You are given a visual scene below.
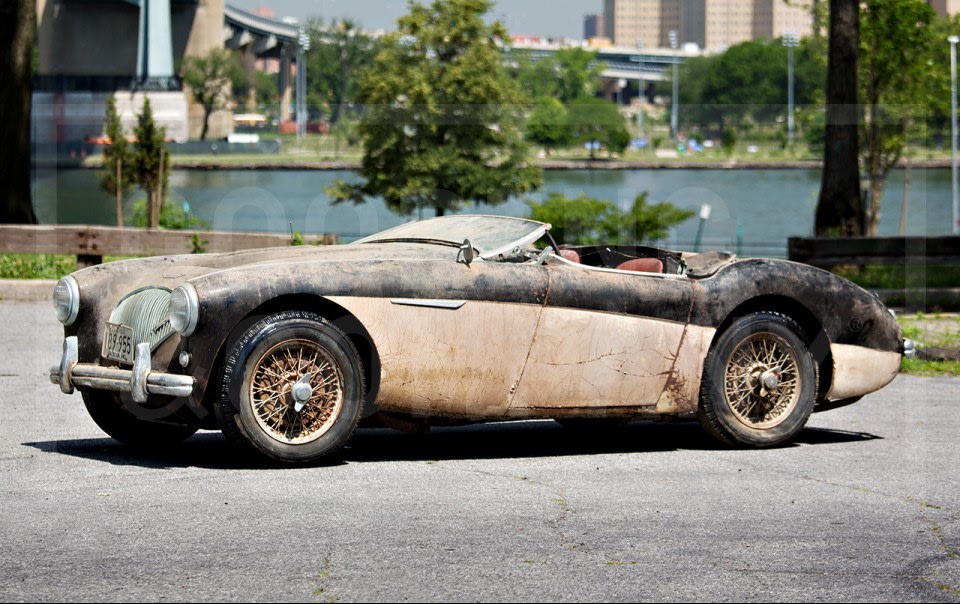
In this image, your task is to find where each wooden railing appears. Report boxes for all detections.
[787,236,960,310]
[787,236,960,267]
[0,225,339,268]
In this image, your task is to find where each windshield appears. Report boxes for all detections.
[354,215,550,259]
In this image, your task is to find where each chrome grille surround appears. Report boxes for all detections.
[107,287,176,354]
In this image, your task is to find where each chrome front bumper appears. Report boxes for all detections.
[49,336,195,403]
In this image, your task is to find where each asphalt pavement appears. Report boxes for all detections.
[1,300,958,602]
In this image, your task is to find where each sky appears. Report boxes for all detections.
[228,0,602,39]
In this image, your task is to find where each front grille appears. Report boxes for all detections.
[108,287,176,352]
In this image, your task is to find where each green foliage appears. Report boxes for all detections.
[329,0,541,216]
[130,199,207,230]
[620,192,696,244]
[514,47,601,103]
[528,192,693,246]
[525,98,573,154]
[567,98,630,159]
[553,48,602,102]
[528,193,618,245]
[181,48,238,140]
[99,94,134,199]
[190,233,208,254]
[720,129,737,155]
[290,231,305,246]
[307,19,379,124]
[672,37,825,130]
[859,0,938,234]
[0,253,76,280]
[132,97,171,229]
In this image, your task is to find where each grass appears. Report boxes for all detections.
[898,313,960,376]
[0,253,78,280]
[0,254,130,280]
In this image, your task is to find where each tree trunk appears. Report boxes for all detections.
[201,107,212,141]
[0,0,38,224]
[815,0,862,237]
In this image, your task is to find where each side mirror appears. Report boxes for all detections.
[457,239,475,266]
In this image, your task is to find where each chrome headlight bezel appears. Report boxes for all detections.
[168,283,200,337]
[53,276,80,325]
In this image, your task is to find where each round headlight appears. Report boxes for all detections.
[53,276,80,325]
[169,283,199,336]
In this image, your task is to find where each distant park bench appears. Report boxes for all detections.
[0,224,339,268]
[787,236,960,310]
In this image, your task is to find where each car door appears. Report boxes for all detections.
[328,258,550,418]
[509,261,714,415]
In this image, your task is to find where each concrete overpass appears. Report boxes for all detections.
[506,42,699,103]
[34,0,303,145]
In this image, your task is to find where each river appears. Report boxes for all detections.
[31,167,953,257]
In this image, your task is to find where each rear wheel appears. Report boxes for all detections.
[219,310,365,464]
[82,391,198,447]
[697,312,817,447]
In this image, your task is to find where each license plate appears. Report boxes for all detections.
[102,322,134,364]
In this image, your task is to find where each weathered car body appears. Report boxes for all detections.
[50,216,905,462]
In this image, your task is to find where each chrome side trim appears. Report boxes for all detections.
[390,299,466,310]
[50,336,194,401]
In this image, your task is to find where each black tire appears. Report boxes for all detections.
[82,391,199,447]
[219,310,365,464]
[697,312,818,448]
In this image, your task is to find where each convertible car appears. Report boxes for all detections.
[50,215,907,463]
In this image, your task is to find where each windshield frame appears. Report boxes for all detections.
[353,215,551,260]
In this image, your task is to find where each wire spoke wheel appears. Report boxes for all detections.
[697,312,817,448]
[220,310,365,464]
[249,339,345,445]
[723,332,801,429]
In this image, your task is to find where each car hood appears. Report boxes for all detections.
[71,242,458,298]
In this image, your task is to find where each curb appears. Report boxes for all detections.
[0,279,56,303]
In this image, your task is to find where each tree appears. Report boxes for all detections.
[181,48,238,141]
[329,0,541,216]
[528,192,693,246]
[554,48,603,103]
[859,0,936,235]
[568,98,630,159]
[525,98,573,155]
[307,19,379,124]
[0,0,37,223]
[528,193,619,245]
[132,98,171,230]
[815,0,862,236]
[620,193,695,244]
[515,47,602,104]
[99,95,135,226]
[674,38,825,132]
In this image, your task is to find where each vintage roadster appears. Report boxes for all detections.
[50,215,907,463]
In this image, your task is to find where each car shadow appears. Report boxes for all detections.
[22,420,882,469]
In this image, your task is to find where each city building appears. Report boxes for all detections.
[603,0,812,51]
[583,13,605,39]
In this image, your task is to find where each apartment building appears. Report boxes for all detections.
[604,0,812,51]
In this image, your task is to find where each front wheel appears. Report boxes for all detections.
[219,310,365,464]
[697,312,818,448]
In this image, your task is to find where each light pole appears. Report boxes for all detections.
[782,32,798,148]
[951,35,959,235]
[669,30,679,140]
[297,28,310,141]
[635,37,644,134]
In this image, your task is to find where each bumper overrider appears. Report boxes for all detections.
[49,336,194,403]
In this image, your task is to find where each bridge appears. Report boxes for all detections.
[507,42,697,103]
[34,0,305,145]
